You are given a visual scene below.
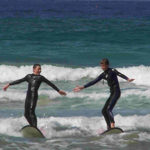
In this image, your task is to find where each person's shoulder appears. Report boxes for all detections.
[24,74,32,79]
[111,68,117,72]
[99,71,105,77]
[39,75,46,80]
[40,75,50,82]
[26,74,32,77]
[109,68,117,74]
[39,74,44,78]
[23,74,31,80]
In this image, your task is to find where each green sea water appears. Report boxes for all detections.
[1,18,150,67]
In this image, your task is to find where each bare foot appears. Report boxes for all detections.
[111,123,115,128]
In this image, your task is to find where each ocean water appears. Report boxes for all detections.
[0,0,150,149]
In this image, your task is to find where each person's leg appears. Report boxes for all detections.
[106,89,121,128]
[102,96,112,129]
[24,92,38,127]
[24,92,31,125]
[29,93,38,127]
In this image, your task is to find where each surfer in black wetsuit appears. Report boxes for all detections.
[73,59,134,129]
[3,64,66,128]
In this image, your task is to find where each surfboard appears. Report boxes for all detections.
[20,125,45,138]
[101,127,124,135]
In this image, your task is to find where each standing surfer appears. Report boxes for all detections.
[3,64,66,127]
[73,59,134,129]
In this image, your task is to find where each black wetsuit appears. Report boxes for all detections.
[9,74,60,127]
[84,68,128,129]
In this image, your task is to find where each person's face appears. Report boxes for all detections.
[33,66,41,75]
[100,63,109,71]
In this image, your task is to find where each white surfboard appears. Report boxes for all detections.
[101,127,124,135]
[20,125,45,138]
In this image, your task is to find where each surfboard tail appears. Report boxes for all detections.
[20,125,45,138]
[101,127,124,135]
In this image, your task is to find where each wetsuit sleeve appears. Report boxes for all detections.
[9,75,28,85]
[84,73,104,88]
[113,69,129,80]
[42,76,60,92]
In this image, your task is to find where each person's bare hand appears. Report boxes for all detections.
[128,79,135,82]
[73,86,84,92]
[3,84,10,91]
[59,90,67,96]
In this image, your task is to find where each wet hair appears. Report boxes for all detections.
[100,58,109,65]
[33,64,41,69]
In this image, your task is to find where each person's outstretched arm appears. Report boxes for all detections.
[73,73,104,92]
[113,69,134,82]
[3,75,28,91]
[42,76,66,96]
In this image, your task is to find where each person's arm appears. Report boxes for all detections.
[84,73,104,88]
[9,76,28,85]
[42,76,66,95]
[113,69,134,82]
[73,73,104,92]
[3,75,28,91]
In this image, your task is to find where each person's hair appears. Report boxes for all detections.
[33,64,41,69]
[100,58,109,65]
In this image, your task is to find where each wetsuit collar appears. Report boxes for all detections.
[32,73,40,76]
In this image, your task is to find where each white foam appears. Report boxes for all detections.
[0,117,26,137]
[0,64,150,86]
[1,87,150,102]
[0,64,99,82]
[0,90,26,101]
[1,115,150,138]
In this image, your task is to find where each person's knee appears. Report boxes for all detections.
[106,107,111,114]
[24,109,32,118]
[24,111,29,119]
[102,108,106,115]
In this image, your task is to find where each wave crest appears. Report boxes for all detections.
[0,64,149,86]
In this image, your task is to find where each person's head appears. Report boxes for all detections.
[33,64,41,75]
[100,58,109,71]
